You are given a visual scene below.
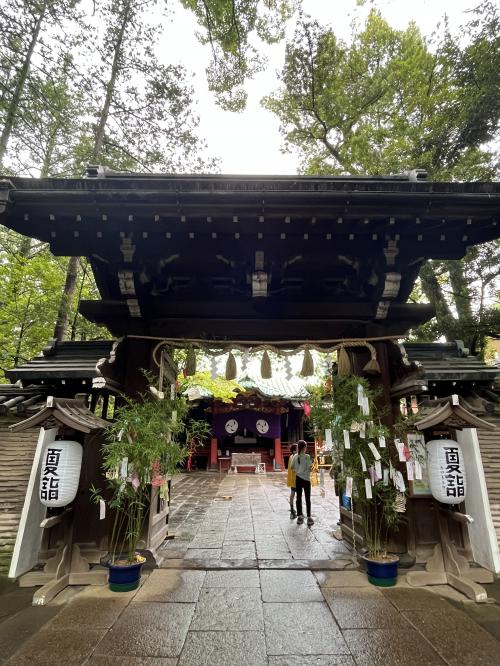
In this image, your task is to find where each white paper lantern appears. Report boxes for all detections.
[426,439,466,504]
[39,440,83,507]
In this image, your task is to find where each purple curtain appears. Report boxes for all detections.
[212,410,281,439]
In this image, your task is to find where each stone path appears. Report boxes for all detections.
[2,472,500,665]
[160,471,352,566]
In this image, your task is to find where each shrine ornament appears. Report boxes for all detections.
[39,440,83,507]
[426,439,467,504]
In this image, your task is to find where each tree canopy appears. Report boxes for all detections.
[263,4,500,355]
[0,0,298,378]
[263,6,499,178]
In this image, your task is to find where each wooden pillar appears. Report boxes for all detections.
[274,437,284,470]
[210,437,218,469]
[101,394,109,420]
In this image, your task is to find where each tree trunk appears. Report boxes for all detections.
[0,4,46,164]
[444,260,478,354]
[13,295,31,367]
[90,0,132,162]
[52,1,133,343]
[70,259,88,340]
[419,261,458,339]
[53,256,79,341]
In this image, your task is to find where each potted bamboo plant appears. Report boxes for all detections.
[91,387,210,592]
[307,374,406,587]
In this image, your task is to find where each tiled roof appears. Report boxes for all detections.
[0,383,48,416]
[187,374,309,401]
[6,340,114,383]
[404,342,499,383]
[237,375,309,400]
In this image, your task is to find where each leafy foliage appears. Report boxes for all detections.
[413,242,500,356]
[263,7,499,178]
[181,0,298,111]
[0,0,84,167]
[92,389,211,563]
[75,0,217,174]
[0,230,109,380]
[263,5,500,353]
[307,374,403,558]
[0,0,296,352]
[179,371,243,403]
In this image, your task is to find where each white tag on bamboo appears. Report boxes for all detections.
[357,384,364,406]
[343,430,351,449]
[345,476,353,498]
[414,460,423,480]
[383,468,389,485]
[375,460,382,480]
[367,441,381,460]
[361,396,370,416]
[324,429,333,447]
[378,435,386,448]
[406,461,415,481]
[395,439,406,462]
[120,457,128,478]
[170,383,176,400]
[365,478,373,499]
[394,471,406,492]
[359,452,367,472]
[360,422,366,439]
[99,499,106,520]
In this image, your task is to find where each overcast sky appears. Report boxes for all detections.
[159,0,477,175]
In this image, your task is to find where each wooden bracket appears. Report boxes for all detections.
[19,508,108,606]
[406,508,493,602]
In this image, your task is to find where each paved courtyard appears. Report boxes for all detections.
[160,470,352,565]
[1,472,500,665]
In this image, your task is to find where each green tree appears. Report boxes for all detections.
[181,0,298,111]
[0,0,299,351]
[0,0,83,167]
[0,232,109,379]
[414,244,500,356]
[6,53,84,177]
[263,8,499,177]
[75,0,215,174]
[263,5,500,355]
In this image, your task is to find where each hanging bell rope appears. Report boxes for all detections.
[225,351,237,380]
[210,355,218,380]
[158,348,165,391]
[150,337,382,377]
[337,345,352,377]
[148,335,400,365]
[300,348,314,377]
[332,340,381,376]
[362,343,381,375]
[185,347,197,376]
[261,350,272,379]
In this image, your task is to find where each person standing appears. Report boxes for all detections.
[292,440,314,526]
[286,443,298,518]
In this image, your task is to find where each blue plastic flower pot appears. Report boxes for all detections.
[107,557,145,592]
[342,493,351,511]
[362,555,399,587]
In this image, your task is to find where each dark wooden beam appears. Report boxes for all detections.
[79,299,434,340]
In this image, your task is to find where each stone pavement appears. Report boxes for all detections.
[160,471,353,565]
[1,472,500,665]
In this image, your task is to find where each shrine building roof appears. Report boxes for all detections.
[1,170,499,342]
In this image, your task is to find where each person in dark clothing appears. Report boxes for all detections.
[291,440,314,526]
